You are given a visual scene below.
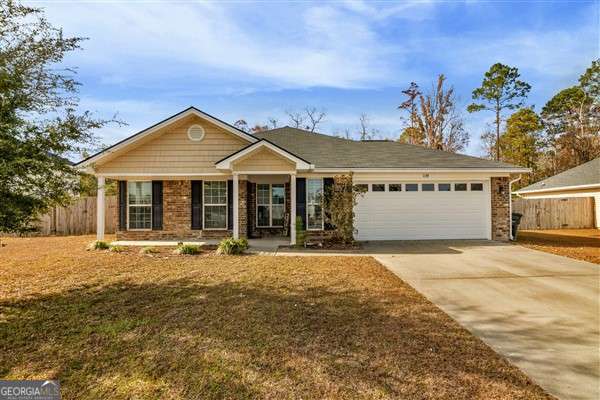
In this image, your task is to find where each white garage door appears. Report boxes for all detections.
[355,182,490,240]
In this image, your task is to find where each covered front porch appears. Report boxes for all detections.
[94,140,318,246]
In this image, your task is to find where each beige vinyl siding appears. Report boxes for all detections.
[96,115,248,174]
[232,147,296,172]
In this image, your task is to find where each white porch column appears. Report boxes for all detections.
[233,173,239,239]
[96,176,105,240]
[290,174,296,245]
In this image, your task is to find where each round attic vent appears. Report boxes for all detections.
[187,124,205,141]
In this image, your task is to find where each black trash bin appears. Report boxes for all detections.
[511,212,523,240]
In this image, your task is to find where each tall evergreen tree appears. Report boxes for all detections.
[468,63,531,160]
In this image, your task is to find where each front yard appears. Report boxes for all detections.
[0,236,550,399]
[517,229,600,264]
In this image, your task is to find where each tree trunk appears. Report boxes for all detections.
[495,101,501,161]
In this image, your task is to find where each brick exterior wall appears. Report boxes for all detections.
[114,177,511,242]
[247,182,291,238]
[238,180,248,239]
[116,180,247,241]
[491,177,510,241]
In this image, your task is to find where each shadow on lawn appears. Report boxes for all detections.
[0,278,551,400]
[518,231,600,247]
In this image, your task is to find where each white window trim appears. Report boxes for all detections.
[127,180,152,231]
[256,183,285,228]
[306,178,325,231]
[202,180,228,230]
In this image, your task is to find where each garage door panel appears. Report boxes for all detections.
[355,185,489,240]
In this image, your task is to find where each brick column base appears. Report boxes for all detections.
[491,177,510,241]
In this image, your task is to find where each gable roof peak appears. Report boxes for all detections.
[76,106,256,167]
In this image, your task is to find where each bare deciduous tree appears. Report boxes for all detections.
[358,113,381,140]
[398,74,469,153]
[285,110,305,129]
[479,125,497,159]
[399,82,421,130]
[286,107,327,132]
[304,107,326,132]
[267,117,278,129]
[234,119,249,132]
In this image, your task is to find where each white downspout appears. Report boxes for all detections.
[509,174,522,240]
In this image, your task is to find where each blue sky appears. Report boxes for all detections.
[36,0,599,156]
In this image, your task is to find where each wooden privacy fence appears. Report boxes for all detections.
[37,196,117,235]
[512,197,595,230]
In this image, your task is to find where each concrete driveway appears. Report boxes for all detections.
[367,240,600,400]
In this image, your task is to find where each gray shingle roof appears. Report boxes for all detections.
[254,127,525,170]
[517,158,600,193]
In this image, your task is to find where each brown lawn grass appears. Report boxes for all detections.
[0,235,552,399]
[518,229,600,264]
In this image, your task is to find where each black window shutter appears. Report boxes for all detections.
[227,180,233,230]
[247,182,254,237]
[118,180,127,230]
[296,178,306,230]
[152,181,163,230]
[323,177,335,230]
[191,180,202,230]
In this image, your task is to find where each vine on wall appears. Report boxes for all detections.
[324,174,367,244]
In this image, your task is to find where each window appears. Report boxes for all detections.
[422,183,435,191]
[355,184,368,192]
[389,184,402,192]
[204,181,227,229]
[438,183,451,191]
[257,184,285,227]
[454,183,467,191]
[128,181,152,229]
[372,184,385,192]
[406,183,418,192]
[471,183,484,191]
[307,179,323,230]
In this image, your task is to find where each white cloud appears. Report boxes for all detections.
[340,0,435,21]
[39,1,398,90]
[420,22,597,81]
[78,97,183,146]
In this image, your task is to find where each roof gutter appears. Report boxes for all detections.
[516,183,600,195]
[312,168,531,174]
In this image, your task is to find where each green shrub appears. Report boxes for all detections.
[174,244,201,255]
[109,245,125,253]
[216,237,248,255]
[87,240,109,250]
[139,246,158,255]
[295,216,306,247]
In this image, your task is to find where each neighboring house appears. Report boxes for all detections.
[516,158,600,229]
[76,107,528,244]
